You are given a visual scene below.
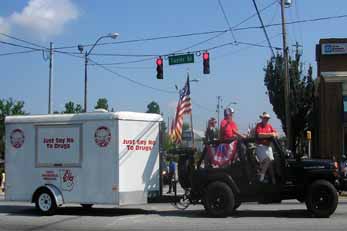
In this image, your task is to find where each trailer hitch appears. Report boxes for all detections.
[170,180,191,210]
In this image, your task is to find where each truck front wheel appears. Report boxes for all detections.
[35,189,57,215]
[204,181,235,217]
[305,180,338,218]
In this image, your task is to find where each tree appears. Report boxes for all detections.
[264,50,315,152]
[182,122,190,131]
[0,98,26,159]
[63,101,83,114]
[146,101,160,114]
[95,98,108,111]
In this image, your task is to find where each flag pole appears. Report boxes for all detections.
[187,72,195,149]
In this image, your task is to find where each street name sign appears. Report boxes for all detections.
[168,54,194,65]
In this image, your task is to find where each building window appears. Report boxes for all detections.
[344,96,347,122]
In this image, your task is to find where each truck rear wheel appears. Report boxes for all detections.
[35,189,57,215]
[305,180,338,218]
[204,181,235,217]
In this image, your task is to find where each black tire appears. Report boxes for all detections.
[81,204,93,209]
[35,188,57,215]
[234,201,241,210]
[305,180,338,218]
[204,181,235,217]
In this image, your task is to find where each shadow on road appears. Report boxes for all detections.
[0,205,154,217]
[0,204,318,219]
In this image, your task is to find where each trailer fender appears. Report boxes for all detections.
[32,184,64,206]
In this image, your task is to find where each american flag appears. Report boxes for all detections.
[171,77,192,144]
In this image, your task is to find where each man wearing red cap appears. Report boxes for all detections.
[220,108,244,140]
[255,112,278,183]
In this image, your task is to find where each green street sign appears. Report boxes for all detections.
[168,54,194,65]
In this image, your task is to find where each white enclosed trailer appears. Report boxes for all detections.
[5,111,162,214]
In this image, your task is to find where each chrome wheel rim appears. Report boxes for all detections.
[38,193,52,212]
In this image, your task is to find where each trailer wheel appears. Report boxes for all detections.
[35,188,57,215]
[305,180,338,218]
[204,181,235,217]
[81,204,93,209]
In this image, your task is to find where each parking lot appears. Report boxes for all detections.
[0,193,347,231]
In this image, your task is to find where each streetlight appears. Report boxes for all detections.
[225,101,237,108]
[78,32,119,112]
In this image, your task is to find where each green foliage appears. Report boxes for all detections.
[182,122,190,131]
[146,101,160,114]
[63,101,83,114]
[0,98,26,159]
[95,98,109,111]
[264,51,315,151]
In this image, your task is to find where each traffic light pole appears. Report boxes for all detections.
[281,0,292,149]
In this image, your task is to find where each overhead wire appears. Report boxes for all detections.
[0,32,47,49]
[233,13,347,31]
[87,32,228,65]
[88,58,177,94]
[54,30,229,50]
[0,49,41,56]
[0,40,43,51]
[231,0,278,29]
[52,13,347,51]
[217,0,237,43]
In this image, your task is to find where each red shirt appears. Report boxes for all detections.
[255,122,276,145]
[220,119,238,140]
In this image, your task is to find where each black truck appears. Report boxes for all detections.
[173,138,344,218]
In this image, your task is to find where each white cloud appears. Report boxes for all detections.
[9,0,78,39]
[0,17,10,34]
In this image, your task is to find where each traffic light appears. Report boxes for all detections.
[203,52,210,74]
[156,57,163,79]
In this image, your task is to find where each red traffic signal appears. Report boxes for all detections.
[203,52,210,74]
[156,57,163,79]
[156,58,163,65]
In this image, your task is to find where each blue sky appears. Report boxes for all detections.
[1,0,347,133]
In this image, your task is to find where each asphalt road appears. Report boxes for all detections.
[0,194,347,231]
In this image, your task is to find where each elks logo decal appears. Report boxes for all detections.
[10,129,25,149]
[60,169,75,191]
[94,126,111,147]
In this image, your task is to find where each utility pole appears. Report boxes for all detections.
[48,42,53,114]
[281,0,292,149]
[216,96,222,126]
[84,51,88,112]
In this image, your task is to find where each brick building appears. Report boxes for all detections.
[315,38,347,160]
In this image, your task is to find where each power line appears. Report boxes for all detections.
[54,30,229,50]
[231,0,278,29]
[233,13,347,31]
[214,33,282,60]
[0,40,43,51]
[52,32,228,58]
[86,32,229,65]
[218,0,237,43]
[0,32,47,49]
[53,13,347,51]
[88,58,177,94]
[251,0,275,56]
[55,50,176,93]
[54,1,276,51]
[91,40,281,66]
[0,49,41,56]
